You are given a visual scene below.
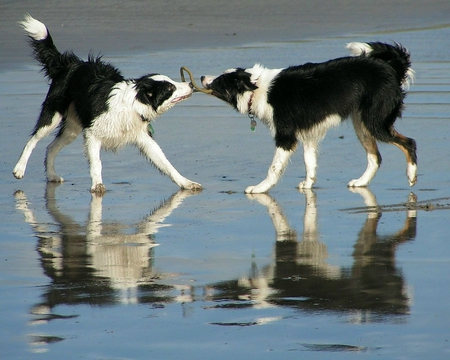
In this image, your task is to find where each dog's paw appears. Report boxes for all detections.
[244,185,268,194]
[408,177,417,187]
[13,166,25,179]
[181,181,203,191]
[407,163,417,187]
[347,178,369,188]
[91,183,106,195]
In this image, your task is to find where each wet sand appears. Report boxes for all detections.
[1,0,450,69]
[1,1,450,359]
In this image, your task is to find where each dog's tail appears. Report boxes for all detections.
[20,14,81,79]
[346,41,414,90]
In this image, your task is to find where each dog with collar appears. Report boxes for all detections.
[201,42,417,193]
[13,15,202,194]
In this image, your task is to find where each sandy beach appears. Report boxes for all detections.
[2,0,450,69]
[1,1,450,359]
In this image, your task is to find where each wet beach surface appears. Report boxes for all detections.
[1,2,450,359]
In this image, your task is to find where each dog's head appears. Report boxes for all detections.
[201,68,258,111]
[135,74,193,115]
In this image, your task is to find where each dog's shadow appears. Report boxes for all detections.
[209,188,417,324]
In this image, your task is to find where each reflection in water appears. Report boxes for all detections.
[15,184,198,351]
[15,185,418,347]
[209,188,416,325]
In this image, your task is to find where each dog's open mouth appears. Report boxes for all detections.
[171,94,192,103]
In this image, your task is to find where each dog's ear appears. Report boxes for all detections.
[246,80,258,91]
[236,77,258,92]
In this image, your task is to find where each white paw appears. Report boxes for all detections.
[13,166,25,179]
[47,175,64,183]
[181,181,203,191]
[407,164,417,187]
[244,185,268,194]
[347,178,369,188]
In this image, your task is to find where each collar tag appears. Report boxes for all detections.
[248,93,256,131]
[249,114,257,131]
[141,114,155,137]
[148,123,155,136]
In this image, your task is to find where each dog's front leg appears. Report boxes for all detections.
[245,147,292,194]
[136,133,202,190]
[84,132,105,194]
[298,142,318,189]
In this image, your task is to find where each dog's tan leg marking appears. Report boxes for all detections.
[392,130,417,187]
[348,117,381,187]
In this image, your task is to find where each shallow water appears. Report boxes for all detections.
[1,26,450,359]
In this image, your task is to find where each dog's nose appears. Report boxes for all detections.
[188,82,194,89]
[200,76,205,82]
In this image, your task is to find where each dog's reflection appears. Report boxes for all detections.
[16,184,417,331]
[212,188,416,323]
[15,184,198,312]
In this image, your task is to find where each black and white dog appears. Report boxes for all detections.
[201,42,417,193]
[13,15,202,194]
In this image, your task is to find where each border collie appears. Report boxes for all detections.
[201,42,416,193]
[13,15,202,194]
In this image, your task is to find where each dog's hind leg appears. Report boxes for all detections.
[391,130,417,186]
[13,111,63,179]
[136,132,202,191]
[46,113,83,182]
[348,117,382,187]
[245,147,293,194]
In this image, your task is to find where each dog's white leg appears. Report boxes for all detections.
[348,153,380,187]
[136,133,202,190]
[298,142,318,189]
[245,147,292,194]
[13,112,63,179]
[46,115,82,182]
[84,132,105,194]
[349,117,381,187]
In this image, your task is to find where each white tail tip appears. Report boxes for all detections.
[19,14,48,41]
[346,42,372,56]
